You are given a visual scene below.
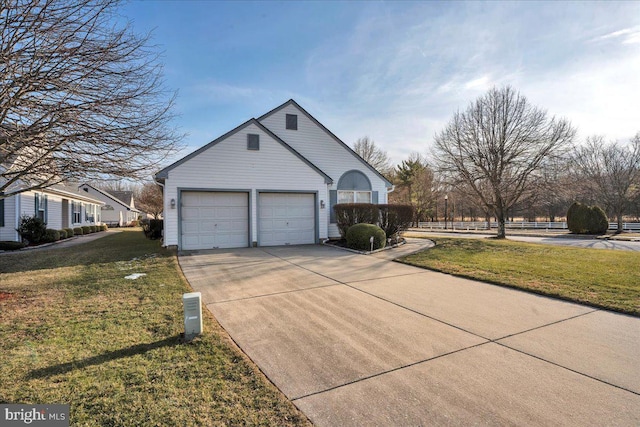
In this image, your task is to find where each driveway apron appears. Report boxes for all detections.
[179,241,640,426]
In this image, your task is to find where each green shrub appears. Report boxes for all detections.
[378,204,414,238]
[73,227,84,236]
[42,229,61,243]
[129,220,139,227]
[58,229,68,239]
[82,226,91,234]
[334,204,379,238]
[588,205,609,234]
[16,215,47,244]
[65,228,75,237]
[89,225,96,233]
[567,202,587,233]
[0,241,27,251]
[567,202,609,234]
[346,223,386,251]
[100,224,108,231]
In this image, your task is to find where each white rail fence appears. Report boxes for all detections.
[416,221,640,232]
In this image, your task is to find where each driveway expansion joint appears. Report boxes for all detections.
[290,340,491,402]
[494,341,640,397]
[205,282,343,305]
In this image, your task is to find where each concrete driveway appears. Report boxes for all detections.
[179,240,640,426]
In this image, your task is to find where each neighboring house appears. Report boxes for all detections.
[0,184,103,242]
[79,184,141,227]
[155,99,393,250]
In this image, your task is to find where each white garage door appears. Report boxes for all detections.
[181,192,249,250]
[259,193,315,246]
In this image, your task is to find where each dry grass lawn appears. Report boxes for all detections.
[0,229,310,426]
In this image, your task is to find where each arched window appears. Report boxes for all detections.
[337,170,371,204]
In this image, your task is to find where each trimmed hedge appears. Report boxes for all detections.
[0,241,27,251]
[100,224,108,231]
[334,203,414,239]
[73,227,84,236]
[42,229,61,243]
[59,229,68,239]
[346,223,386,251]
[82,226,91,234]
[65,228,75,237]
[567,202,609,234]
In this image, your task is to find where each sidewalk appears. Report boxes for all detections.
[0,230,118,254]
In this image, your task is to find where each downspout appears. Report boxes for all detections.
[155,179,167,247]
[15,193,21,242]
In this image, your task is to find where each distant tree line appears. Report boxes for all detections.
[353,86,640,238]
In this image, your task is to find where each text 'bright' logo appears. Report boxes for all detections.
[1,405,69,426]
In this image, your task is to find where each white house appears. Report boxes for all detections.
[0,184,103,242]
[79,184,141,227]
[155,99,393,250]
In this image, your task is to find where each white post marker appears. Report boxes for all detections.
[183,292,202,341]
[370,236,374,252]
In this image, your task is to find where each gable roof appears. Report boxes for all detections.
[79,183,140,212]
[155,118,333,184]
[258,99,393,187]
[109,190,134,207]
[42,184,105,205]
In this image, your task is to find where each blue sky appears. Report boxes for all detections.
[120,1,640,167]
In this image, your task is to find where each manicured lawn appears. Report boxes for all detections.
[399,238,640,316]
[0,229,309,426]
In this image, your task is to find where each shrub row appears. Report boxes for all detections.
[334,204,414,239]
[16,215,108,245]
[567,202,608,235]
[0,241,27,251]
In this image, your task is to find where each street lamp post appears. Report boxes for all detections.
[444,195,448,230]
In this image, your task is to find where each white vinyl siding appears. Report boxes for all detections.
[0,195,17,241]
[258,105,388,237]
[80,185,140,226]
[162,122,328,248]
[0,190,101,242]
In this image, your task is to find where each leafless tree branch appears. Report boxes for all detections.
[1,0,183,197]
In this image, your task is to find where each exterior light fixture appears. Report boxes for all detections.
[170,198,176,209]
[320,200,325,209]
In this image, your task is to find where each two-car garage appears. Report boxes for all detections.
[180,191,316,250]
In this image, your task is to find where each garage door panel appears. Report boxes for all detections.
[259,193,315,246]
[181,192,248,250]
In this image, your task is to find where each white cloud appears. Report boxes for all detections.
[590,26,640,44]
[298,2,640,165]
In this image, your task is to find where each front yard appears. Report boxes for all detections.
[399,238,640,316]
[0,229,309,426]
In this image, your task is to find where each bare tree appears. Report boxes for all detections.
[433,85,576,238]
[571,133,640,231]
[137,182,163,219]
[1,0,182,198]
[353,136,392,176]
